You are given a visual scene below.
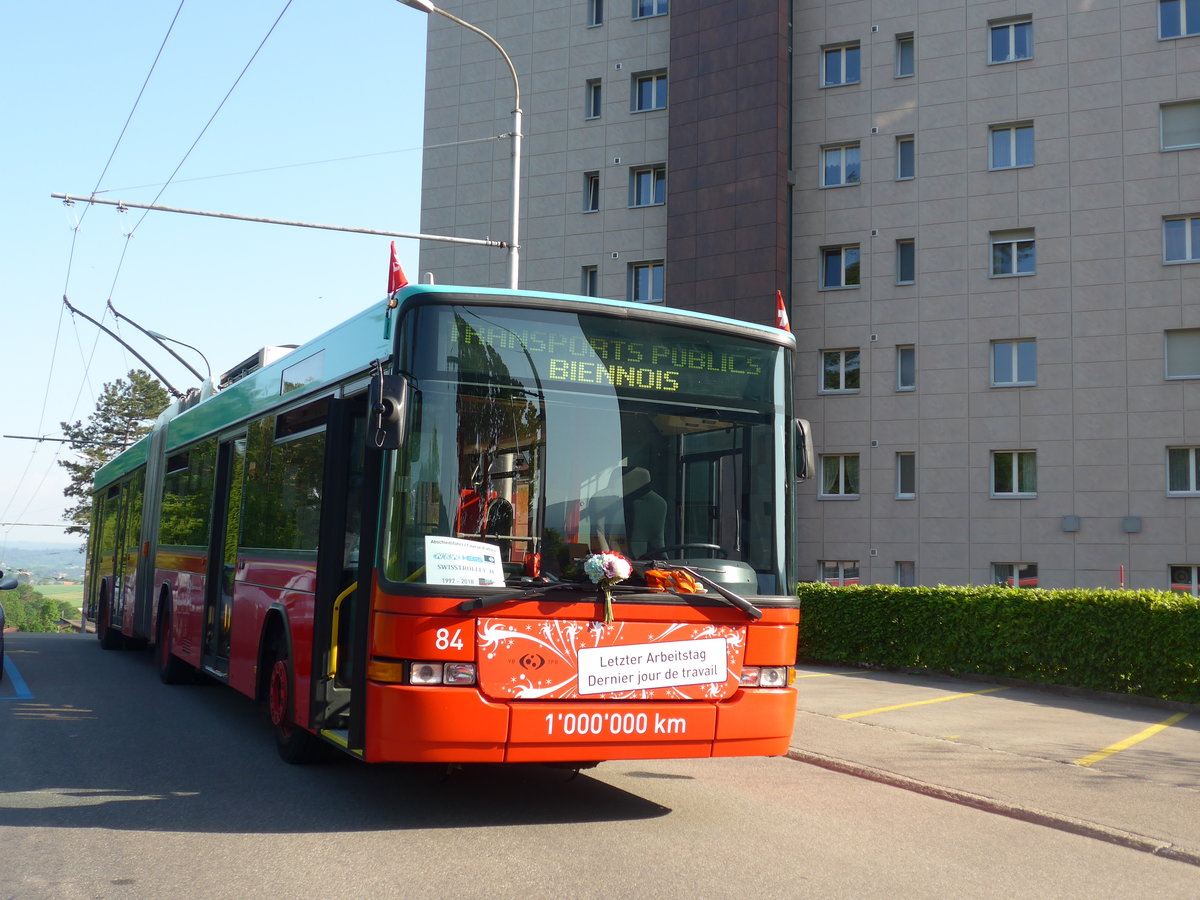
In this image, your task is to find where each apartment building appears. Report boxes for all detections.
[415,0,1200,591]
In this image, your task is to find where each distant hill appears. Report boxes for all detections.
[1,542,87,580]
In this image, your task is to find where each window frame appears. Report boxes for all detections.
[629,164,666,208]
[1165,329,1200,379]
[896,345,916,391]
[819,454,860,499]
[820,348,861,394]
[991,339,1037,387]
[629,260,665,304]
[990,122,1035,170]
[632,0,668,20]
[821,244,861,289]
[991,450,1037,498]
[989,17,1032,64]
[895,33,915,78]
[1170,564,1200,595]
[822,43,861,87]
[1160,0,1200,39]
[587,0,604,28]
[990,230,1036,277]
[896,239,916,285]
[1161,100,1200,150]
[583,170,600,213]
[631,70,668,112]
[821,142,861,188]
[1167,446,1200,494]
[581,265,599,297]
[1164,215,1200,263]
[993,562,1038,587]
[895,452,916,499]
[585,78,602,120]
[820,560,860,586]
[896,135,916,180]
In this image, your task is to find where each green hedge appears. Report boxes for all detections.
[796,583,1200,703]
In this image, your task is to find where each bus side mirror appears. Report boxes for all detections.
[0,569,17,591]
[368,373,409,451]
[795,418,814,482]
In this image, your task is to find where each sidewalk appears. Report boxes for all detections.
[786,665,1200,867]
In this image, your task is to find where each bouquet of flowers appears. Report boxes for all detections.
[583,552,633,624]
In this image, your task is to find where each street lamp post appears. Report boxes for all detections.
[397,0,522,289]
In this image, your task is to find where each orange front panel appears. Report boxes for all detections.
[506,701,716,762]
[711,688,797,757]
[364,683,509,763]
[744,621,800,665]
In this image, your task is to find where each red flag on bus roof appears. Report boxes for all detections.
[775,289,791,333]
[388,241,408,297]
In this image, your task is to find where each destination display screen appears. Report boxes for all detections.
[421,304,781,406]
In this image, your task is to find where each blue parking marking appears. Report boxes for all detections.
[1,655,34,700]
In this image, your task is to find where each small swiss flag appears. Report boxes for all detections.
[775,289,791,333]
[388,241,408,297]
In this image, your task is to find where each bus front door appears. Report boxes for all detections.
[202,436,246,677]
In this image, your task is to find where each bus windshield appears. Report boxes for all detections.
[383,303,790,595]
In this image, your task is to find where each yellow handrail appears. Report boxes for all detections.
[329,581,358,678]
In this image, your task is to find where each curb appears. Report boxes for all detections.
[786,745,1200,869]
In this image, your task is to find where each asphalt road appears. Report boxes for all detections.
[2,633,1196,898]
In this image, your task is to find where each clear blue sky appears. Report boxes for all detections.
[0,1,429,552]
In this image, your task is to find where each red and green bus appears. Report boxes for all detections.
[85,284,806,765]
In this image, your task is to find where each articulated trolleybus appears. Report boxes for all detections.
[85,285,804,765]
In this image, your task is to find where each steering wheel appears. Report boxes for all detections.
[639,543,725,561]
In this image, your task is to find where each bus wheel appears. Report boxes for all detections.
[97,598,123,650]
[156,604,193,685]
[266,640,323,764]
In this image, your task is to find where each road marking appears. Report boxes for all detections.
[1073,712,1189,767]
[1,655,35,700]
[837,687,1010,719]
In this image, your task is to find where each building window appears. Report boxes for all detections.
[992,339,1037,386]
[1167,447,1200,494]
[990,123,1034,169]
[1165,329,1200,378]
[633,0,667,19]
[896,34,915,77]
[821,245,861,289]
[821,143,861,187]
[632,71,667,111]
[585,79,602,119]
[1170,565,1200,595]
[821,560,860,586]
[993,563,1038,587]
[895,561,916,586]
[990,230,1036,277]
[821,349,860,393]
[583,171,600,212]
[1164,216,1200,262]
[581,265,599,297]
[1162,100,1200,150]
[629,261,664,304]
[896,136,915,180]
[896,452,916,499]
[1160,0,1200,39]
[820,454,860,498]
[822,43,861,87]
[588,0,604,27]
[992,450,1037,497]
[897,345,916,391]
[896,239,916,284]
[989,18,1032,63]
[629,165,666,207]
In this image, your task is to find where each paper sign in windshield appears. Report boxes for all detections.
[425,535,506,586]
[576,637,728,695]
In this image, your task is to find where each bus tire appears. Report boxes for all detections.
[156,600,193,685]
[266,637,323,764]
[97,594,124,650]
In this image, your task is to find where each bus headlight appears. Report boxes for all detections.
[739,666,791,688]
[407,661,477,686]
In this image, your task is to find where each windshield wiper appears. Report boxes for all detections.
[648,562,763,620]
[458,581,593,613]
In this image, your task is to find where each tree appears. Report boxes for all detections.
[59,369,170,536]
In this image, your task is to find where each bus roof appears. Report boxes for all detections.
[93,285,794,490]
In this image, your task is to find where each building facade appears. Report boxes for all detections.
[415,0,1200,591]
